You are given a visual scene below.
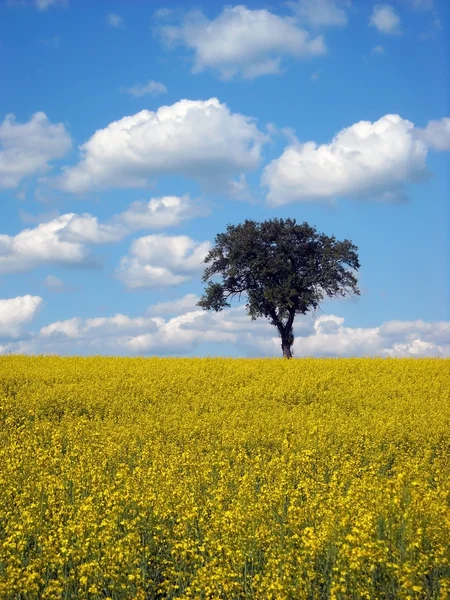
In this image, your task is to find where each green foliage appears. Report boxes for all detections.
[197,218,361,357]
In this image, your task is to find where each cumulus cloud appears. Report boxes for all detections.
[125,312,238,353]
[0,215,88,273]
[23,196,206,241]
[262,114,430,205]
[116,234,211,290]
[0,112,71,189]
[0,295,42,339]
[0,213,125,274]
[121,80,167,97]
[116,195,211,231]
[146,293,201,316]
[106,13,124,28]
[378,319,449,357]
[378,319,450,347]
[14,303,282,355]
[415,117,450,151]
[59,214,127,244]
[159,5,325,80]
[369,5,401,35]
[289,0,350,28]
[3,199,209,275]
[385,339,442,357]
[2,300,449,358]
[53,98,267,194]
[40,313,160,341]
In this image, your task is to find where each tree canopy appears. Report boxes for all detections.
[197,218,361,358]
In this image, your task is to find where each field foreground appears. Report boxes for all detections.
[0,356,449,599]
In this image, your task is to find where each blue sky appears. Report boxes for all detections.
[0,0,448,357]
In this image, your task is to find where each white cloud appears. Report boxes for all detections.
[288,315,448,358]
[0,213,125,274]
[262,114,429,205]
[116,234,211,290]
[35,0,67,10]
[378,319,450,347]
[3,300,449,358]
[44,274,66,291]
[53,98,267,194]
[385,339,441,357]
[146,293,201,316]
[121,80,167,97]
[7,199,208,274]
[0,215,88,273]
[116,195,210,231]
[160,5,325,80]
[106,13,124,28]
[314,314,345,334]
[369,5,401,35]
[0,112,71,189]
[125,312,237,353]
[0,295,42,338]
[59,214,127,244]
[416,117,450,151]
[40,313,160,340]
[311,69,322,81]
[289,0,349,28]
[23,304,282,355]
[371,44,385,55]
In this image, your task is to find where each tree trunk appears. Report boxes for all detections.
[281,340,293,359]
[277,316,295,359]
[280,328,294,359]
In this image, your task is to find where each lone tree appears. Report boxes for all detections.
[197,218,361,358]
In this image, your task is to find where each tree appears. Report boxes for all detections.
[197,218,361,359]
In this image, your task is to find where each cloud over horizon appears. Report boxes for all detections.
[0,295,43,339]
[2,294,448,358]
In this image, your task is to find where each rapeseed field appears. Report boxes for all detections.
[0,356,449,599]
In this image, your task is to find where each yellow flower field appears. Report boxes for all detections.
[0,356,449,599]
